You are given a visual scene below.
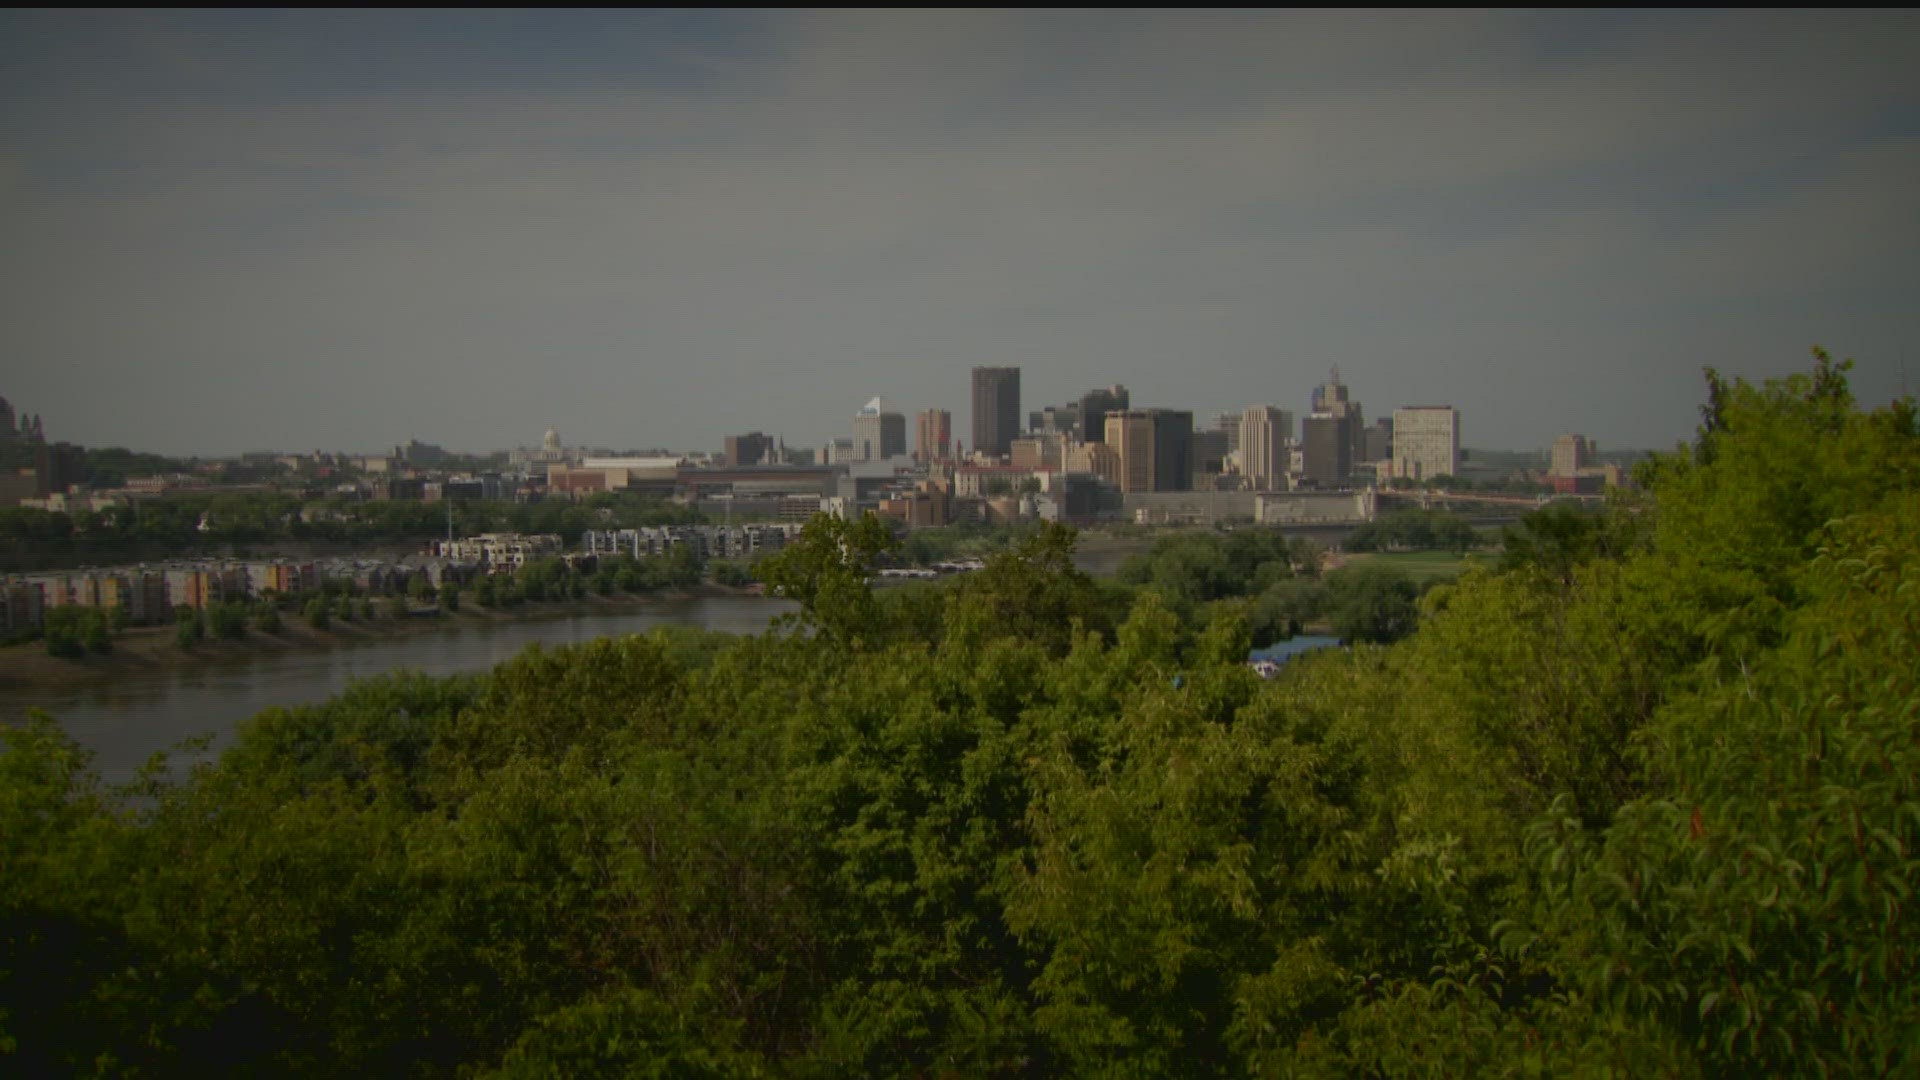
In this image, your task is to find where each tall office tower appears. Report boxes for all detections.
[1033,404,1081,439]
[1311,366,1367,464]
[915,408,952,464]
[1076,384,1130,444]
[1302,412,1354,487]
[1103,408,1193,493]
[1305,363,1367,476]
[1240,405,1292,491]
[1391,406,1460,482]
[1105,412,1155,493]
[1311,367,1350,414]
[971,367,1022,458]
[1189,430,1229,486]
[1213,411,1244,456]
[852,397,907,462]
[1363,418,1394,464]
[724,431,774,468]
[1156,410,1194,492]
[1550,434,1596,478]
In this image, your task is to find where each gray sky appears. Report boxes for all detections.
[3,10,1917,457]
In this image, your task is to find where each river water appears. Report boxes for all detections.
[2,540,1241,787]
[0,597,796,787]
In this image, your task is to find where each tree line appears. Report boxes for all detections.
[0,490,703,546]
[3,349,1917,1076]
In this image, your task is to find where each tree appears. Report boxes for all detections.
[174,607,206,648]
[41,609,93,658]
[304,598,330,629]
[438,580,460,613]
[207,602,248,641]
[709,560,752,588]
[1323,562,1419,644]
[754,512,897,648]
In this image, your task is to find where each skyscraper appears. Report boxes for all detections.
[1077,384,1129,444]
[971,367,1021,459]
[1311,367,1367,465]
[1104,408,1192,493]
[1302,413,1353,488]
[1240,406,1292,491]
[724,432,774,468]
[1303,367,1364,487]
[1213,411,1243,456]
[915,408,951,464]
[1392,406,1459,482]
[852,397,907,462]
[1551,434,1596,478]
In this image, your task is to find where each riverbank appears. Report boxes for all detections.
[0,586,767,692]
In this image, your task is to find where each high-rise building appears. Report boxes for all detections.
[1065,441,1121,488]
[1011,433,1067,472]
[1240,406,1292,491]
[1363,418,1394,464]
[1310,367,1367,465]
[1302,367,1369,487]
[1392,406,1460,482]
[1302,413,1353,488]
[1076,384,1130,445]
[724,432,775,468]
[1188,430,1229,487]
[971,367,1021,458]
[1551,434,1596,478]
[1104,408,1192,493]
[1213,411,1244,456]
[915,409,952,464]
[852,397,907,462]
[1032,404,1081,439]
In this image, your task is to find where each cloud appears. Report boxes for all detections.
[1,11,1917,455]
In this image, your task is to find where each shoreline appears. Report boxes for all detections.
[0,585,765,692]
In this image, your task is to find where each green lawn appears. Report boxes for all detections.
[1348,549,1481,584]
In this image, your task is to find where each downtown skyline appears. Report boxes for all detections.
[3,10,1917,457]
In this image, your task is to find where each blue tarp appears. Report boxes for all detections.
[1248,635,1342,664]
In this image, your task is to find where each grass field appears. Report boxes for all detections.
[1347,549,1484,584]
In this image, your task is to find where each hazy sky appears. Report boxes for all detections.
[3,10,1917,457]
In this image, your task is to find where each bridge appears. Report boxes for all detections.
[1376,489,1605,511]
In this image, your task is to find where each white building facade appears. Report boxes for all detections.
[1391,406,1460,483]
[1239,405,1293,492]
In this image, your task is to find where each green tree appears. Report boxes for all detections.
[754,512,897,649]
[1323,562,1419,644]
[438,580,460,613]
[207,602,248,640]
[175,607,206,648]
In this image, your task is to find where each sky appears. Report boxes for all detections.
[2,9,1917,458]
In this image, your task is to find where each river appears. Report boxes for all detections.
[0,596,796,787]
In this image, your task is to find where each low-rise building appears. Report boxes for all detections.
[1,580,45,631]
[428,533,563,570]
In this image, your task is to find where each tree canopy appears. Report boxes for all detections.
[3,348,1917,1076]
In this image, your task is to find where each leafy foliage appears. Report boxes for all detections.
[3,349,1916,1076]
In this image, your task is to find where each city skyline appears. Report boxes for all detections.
[3,10,1917,456]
